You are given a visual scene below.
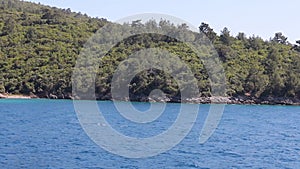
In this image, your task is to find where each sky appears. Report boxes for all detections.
[25,0,299,43]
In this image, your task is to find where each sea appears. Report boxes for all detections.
[0,99,299,168]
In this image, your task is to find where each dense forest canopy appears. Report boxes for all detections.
[0,0,299,101]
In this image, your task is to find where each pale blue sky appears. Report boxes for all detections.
[25,0,299,43]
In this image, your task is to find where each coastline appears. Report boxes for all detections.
[1,93,299,105]
[0,93,32,99]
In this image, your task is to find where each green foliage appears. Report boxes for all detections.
[199,22,217,42]
[0,0,299,100]
[0,0,107,98]
[220,27,233,45]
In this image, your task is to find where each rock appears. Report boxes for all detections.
[210,96,230,103]
[30,94,38,98]
[0,93,7,98]
[49,94,58,99]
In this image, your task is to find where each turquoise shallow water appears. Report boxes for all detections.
[0,99,299,168]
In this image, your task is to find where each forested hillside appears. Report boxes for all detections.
[0,0,299,103]
[0,0,107,98]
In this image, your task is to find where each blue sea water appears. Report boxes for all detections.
[0,99,299,168]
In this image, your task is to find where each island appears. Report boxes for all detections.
[0,0,299,105]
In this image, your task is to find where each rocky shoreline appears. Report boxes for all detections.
[1,93,299,105]
[111,96,300,105]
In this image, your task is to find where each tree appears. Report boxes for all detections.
[272,32,288,44]
[2,18,16,35]
[26,28,37,41]
[198,22,217,42]
[247,35,264,50]
[145,19,158,30]
[131,20,143,28]
[292,40,300,52]
[220,27,232,45]
[285,55,300,97]
[237,32,246,41]
[178,23,189,30]
[264,47,285,96]
[0,80,5,93]
[244,67,269,98]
